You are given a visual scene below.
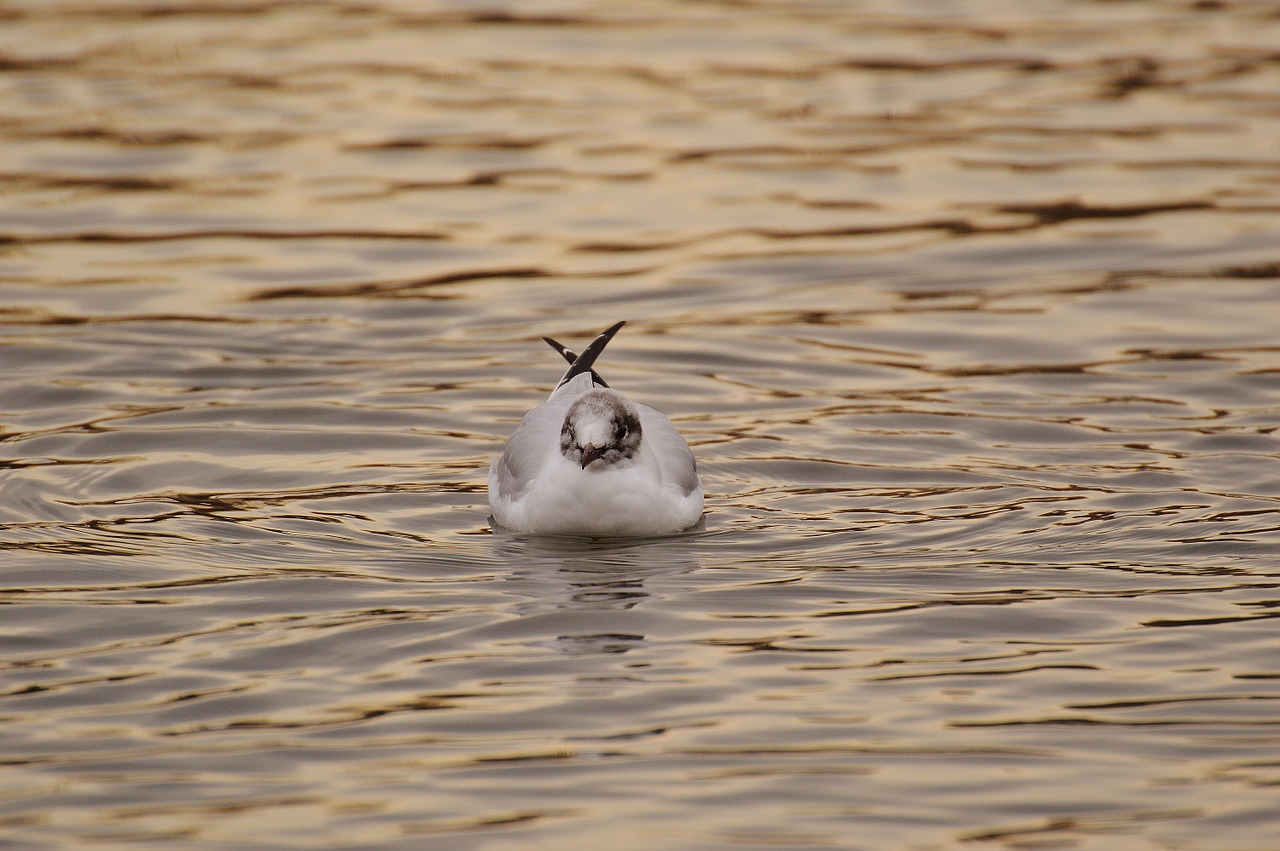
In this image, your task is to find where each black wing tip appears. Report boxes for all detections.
[544,335,611,387]
[553,321,627,390]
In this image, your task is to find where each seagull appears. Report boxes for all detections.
[488,321,704,536]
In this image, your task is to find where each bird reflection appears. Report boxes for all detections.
[558,560,649,610]
[487,532,703,655]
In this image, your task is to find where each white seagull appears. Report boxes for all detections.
[488,321,704,536]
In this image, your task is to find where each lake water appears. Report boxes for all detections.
[2,2,1279,848]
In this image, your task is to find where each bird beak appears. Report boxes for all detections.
[581,444,606,468]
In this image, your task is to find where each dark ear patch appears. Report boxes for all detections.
[615,408,643,456]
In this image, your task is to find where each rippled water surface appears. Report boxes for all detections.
[3,1,1280,848]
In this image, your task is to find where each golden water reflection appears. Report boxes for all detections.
[2,1,1279,848]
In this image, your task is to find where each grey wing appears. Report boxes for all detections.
[638,405,701,496]
[491,395,571,501]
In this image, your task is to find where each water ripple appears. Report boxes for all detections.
[2,1,1279,849]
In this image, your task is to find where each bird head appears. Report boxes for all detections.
[560,389,643,469]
